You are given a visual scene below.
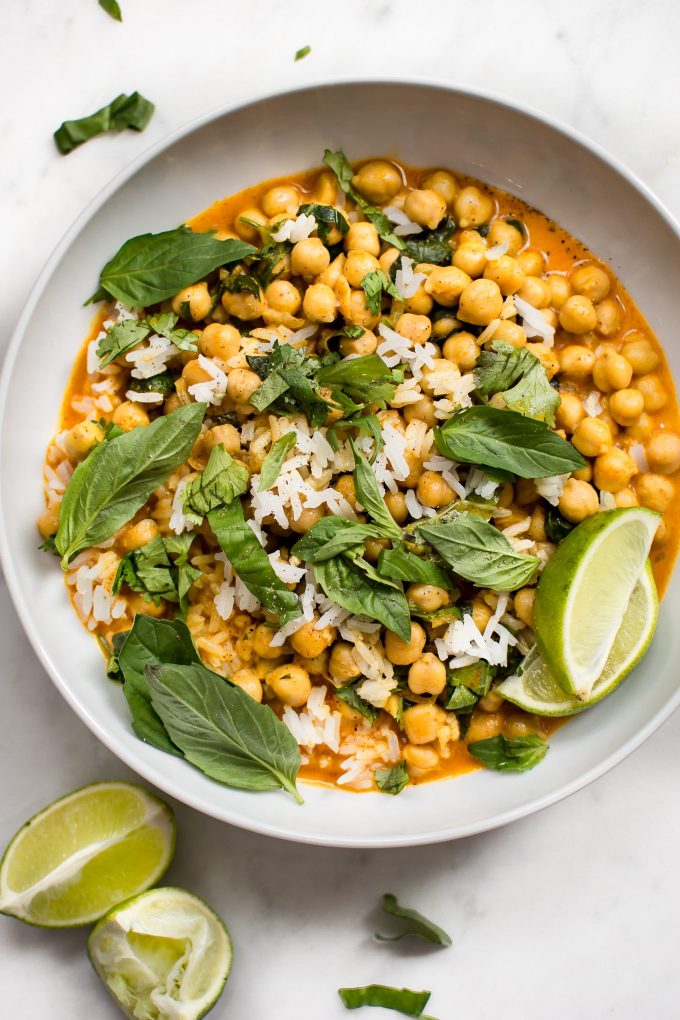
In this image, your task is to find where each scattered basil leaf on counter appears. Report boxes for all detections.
[294,44,311,61]
[323,149,405,249]
[291,517,382,563]
[468,733,548,772]
[313,555,411,641]
[401,217,455,266]
[545,507,575,543]
[419,514,539,590]
[54,403,206,566]
[298,203,349,243]
[182,446,250,525]
[475,341,560,426]
[55,91,154,155]
[317,354,400,410]
[374,761,410,796]
[208,500,301,626]
[434,406,585,478]
[338,985,431,1016]
[376,893,452,947]
[379,547,453,589]
[258,432,297,491]
[87,227,255,307]
[99,0,122,21]
[350,439,402,541]
[335,685,379,724]
[360,270,401,315]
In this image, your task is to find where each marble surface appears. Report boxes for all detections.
[2,1,680,1016]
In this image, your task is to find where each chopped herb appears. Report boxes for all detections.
[468,733,548,771]
[360,270,401,316]
[323,149,405,249]
[506,218,525,235]
[113,533,200,611]
[419,515,539,590]
[297,203,349,244]
[327,413,384,463]
[333,323,365,340]
[291,517,382,563]
[222,272,261,297]
[294,45,311,61]
[376,893,452,947]
[144,312,200,350]
[443,685,479,711]
[401,217,456,266]
[249,238,291,288]
[248,342,329,427]
[545,507,575,543]
[54,91,154,155]
[99,0,122,20]
[317,354,401,410]
[374,761,410,796]
[127,371,175,395]
[475,341,560,426]
[335,685,379,724]
[338,985,430,1017]
[446,660,496,696]
[39,535,58,555]
[104,630,129,681]
[182,445,250,525]
[258,432,297,491]
[96,319,150,369]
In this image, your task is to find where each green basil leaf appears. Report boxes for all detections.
[99,0,122,20]
[117,615,200,755]
[338,985,430,1016]
[446,660,496,696]
[144,311,199,352]
[182,445,250,524]
[146,661,302,801]
[297,203,349,243]
[222,272,261,297]
[374,761,410,796]
[55,403,206,566]
[96,319,150,368]
[317,354,399,410]
[103,630,129,680]
[208,501,301,626]
[409,605,461,627]
[250,238,291,288]
[506,218,525,236]
[443,685,479,711]
[291,517,382,563]
[88,227,255,307]
[345,549,402,590]
[401,217,455,266]
[313,555,411,641]
[323,149,405,249]
[379,548,453,589]
[258,432,297,491]
[434,406,585,478]
[360,270,401,316]
[418,515,539,590]
[335,684,379,724]
[113,534,200,609]
[294,44,311,61]
[326,413,385,463]
[544,507,575,543]
[475,341,560,426]
[376,893,452,946]
[467,733,548,772]
[127,371,175,396]
[248,342,329,426]
[54,91,153,155]
[350,439,402,540]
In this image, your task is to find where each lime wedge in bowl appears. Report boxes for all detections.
[533,507,659,699]
[499,560,658,716]
[0,781,175,927]
[88,887,232,1020]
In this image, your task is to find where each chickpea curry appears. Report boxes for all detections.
[40,149,680,800]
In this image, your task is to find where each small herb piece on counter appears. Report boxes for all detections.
[468,733,548,772]
[146,662,303,802]
[447,660,496,696]
[54,403,205,566]
[376,893,452,947]
[338,985,431,1017]
[317,354,400,410]
[335,685,379,725]
[434,406,585,479]
[99,0,122,20]
[374,761,410,796]
[258,432,297,491]
[474,341,560,427]
[298,203,349,244]
[221,271,261,297]
[294,44,311,60]
[401,217,455,266]
[182,445,250,524]
[323,149,405,249]
[350,440,403,541]
[87,227,255,307]
[291,517,382,563]
[248,342,329,427]
[208,500,301,626]
[378,547,453,589]
[55,91,154,155]
[360,270,401,316]
[327,413,384,463]
[545,507,575,543]
[113,533,200,610]
[127,371,175,395]
[419,515,539,590]
[313,555,411,641]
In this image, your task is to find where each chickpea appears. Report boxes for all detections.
[235,207,267,243]
[422,169,458,205]
[498,483,514,508]
[453,244,487,278]
[340,328,378,357]
[182,360,212,389]
[352,160,402,204]
[112,401,149,431]
[417,471,455,509]
[516,250,545,277]
[385,490,408,525]
[573,463,593,482]
[515,478,538,506]
[317,253,346,289]
[261,184,299,217]
[424,266,471,307]
[513,588,536,628]
[453,186,494,228]
[646,431,680,475]
[593,448,638,493]
[364,537,390,563]
[379,247,401,275]
[505,714,539,739]
[119,517,160,553]
[408,654,447,697]
[403,395,436,428]
[443,331,479,371]
[466,711,503,743]
[555,393,586,433]
[407,584,449,613]
[529,342,560,380]
[621,335,660,375]
[558,478,599,523]
[403,703,448,745]
[384,621,427,666]
[266,664,311,707]
[636,473,674,513]
[626,412,655,443]
[335,474,357,510]
[404,188,447,230]
[344,221,380,256]
[458,279,503,325]
[172,282,212,322]
[63,420,104,461]
[614,487,639,508]
[346,288,380,329]
[128,592,166,618]
[289,620,335,658]
[204,423,240,456]
[344,250,379,289]
[609,388,645,427]
[478,689,504,713]
[558,344,595,378]
[491,320,527,348]
[486,220,524,256]
[547,274,571,308]
[592,351,633,393]
[572,416,613,457]
[402,283,434,315]
[263,281,301,318]
[231,667,263,702]
[570,263,610,303]
[302,283,338,324]
[431,314,459,340]
[311,171,336,204]
[596,297,624,337]
[221,289,263,321]
[397,313,432,345]
[329,641,361,682]
[483,255,525,295]
[403,744,440,772]
[290,237,330,278]
[559,294,597,334]
[200,323,241,361]
[528,505,546,542]
[471,598,492,632]
[635,374,668,413]
[252,623,283,659]
[653,517,669,546]
[517,276,551,309]
[290,506,326,533]
[227,368,261,405]
[37,503,61,539]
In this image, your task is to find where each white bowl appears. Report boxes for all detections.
[2,80,679,848]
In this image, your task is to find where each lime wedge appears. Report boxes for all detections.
[499,560,658,715]
[533,507,659,699]
[0,782,175,927]
[88,887,232,1020]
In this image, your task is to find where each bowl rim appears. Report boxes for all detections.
[2,76,680,848]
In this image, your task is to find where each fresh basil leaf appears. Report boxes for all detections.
[401,217,455,266]
[350,439,402,540]
[326,413,385,463]
[248,342,329,427]
[297,203,349,244]
[467,733,548,772]
[99,0,122,20]
[96,319,150,368]
[117,615,200,755]
[419,515,539,590]
[98,419,126,441]
[333,324,366,340]
[127,371,175,395]
[447,660,496,696]
[374,761,410,796]
[506,218,525,235]
[443,685,479,711]
[250,238,292,288]
[144,311,199,351]
[54,91,153,155]
[345,549,402,590]
[113,533,200,609]
[338,985,430,1016]
[317,354,400,410]
[360,270,401,316]
[409,605,461,627]
[379,548,453,589]
[55,403,206,566]
[475,341,560,426]
[376,893,452,947]
[313,555,411,641]
[291,517,382,563]
[147,661,302,801]
[222,272,261,297]
[258,432,297,492]
[182,445,250,524]
[208,501,301,626]
[545,507,575,543]
[335,684,379,724]
[294,44,311,60]
[434,406,585,478]
[103,630,129,680]
[323,149,405,249]
[88,227,255,307]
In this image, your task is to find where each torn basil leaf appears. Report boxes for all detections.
[248,342,329,427]
[317,354,400,410]
[401,217,455,266]
[379,547,453,589]
[326,413,384,463]
[376,893,452,947]
[294,44,311,60]
[298,203,349,244]
[313,555,411,641]
[99,0,122,20]
[258,432,297,492]
[222,272,261,297]
[323,149,405,249]
[350,439,402,540]
[419,515,539,591]
[291,517,382,563]
[360,270,401,315]
[335,684,379,724]
[182,445,250,524]
[338,985,430,1017]
[474,341,560,427]
[374,761,410,796]
[468,733,548,772]
[55,91,154,155]
[113,533,200,610]
[545,507,575,543]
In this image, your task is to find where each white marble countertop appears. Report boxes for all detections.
[2,1,680,1016]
